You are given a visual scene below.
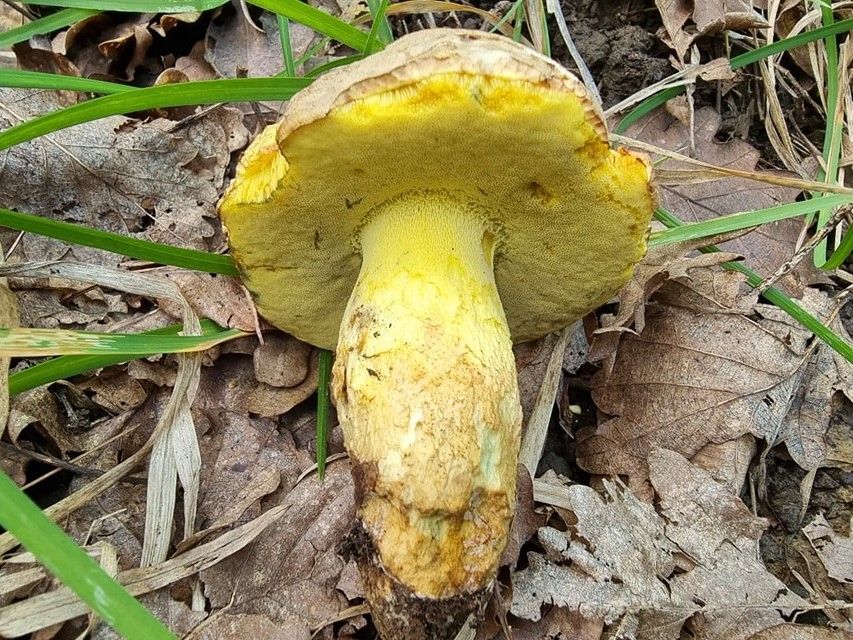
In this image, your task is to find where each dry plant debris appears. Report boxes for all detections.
[625,107,823,295]
[511,450,807,639]
[578,274,852,486]
[0,3,851,640]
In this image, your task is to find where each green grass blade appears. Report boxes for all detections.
[363,0,389,54]
[728,18,853,69]
[820,223,853,271]
[0,326,245,357]
[0,8,97,50]
[366,0,393,46]
[0,69,133,94]
[653,207,853,363]
[648,194,853,247]
[22,0,225,9]
[316,349,332,481]
[617,18,853,134]
[491,0,524,34]
[512,1,525,42]
[8,319,226,395]
[813,5,842,266]
[277,16,296,76]
[248,0,369,52]
[0,470,175,640]
[0,77,311,151]
[0,208,239,275]
[304,54,361,77]
[615,85,684,134]
[290,35,331,72]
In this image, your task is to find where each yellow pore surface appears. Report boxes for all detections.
[220,72,655,349]
[333,195,522,596]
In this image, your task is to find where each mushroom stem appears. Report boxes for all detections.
[332,191,522,638]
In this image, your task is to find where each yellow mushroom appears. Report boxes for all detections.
[219,28,655,640]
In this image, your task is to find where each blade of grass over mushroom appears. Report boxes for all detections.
[0,471,176,640]
[0,326,244,357]
[8,319,230,395]
[648,194,853,247]
[615,18,853,133]
[653,207,853,364]
[490,0,524,34]
[0,78,311,150]
[0,70,134,94]
[0,208,239,275]
[0,8,98,50]
[21,0,225,10]
[367,0,393,46]
[316,349,333,480]
[248,0,370,52]
[364,0,390,53]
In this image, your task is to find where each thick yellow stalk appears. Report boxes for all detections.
[332,191,522,638]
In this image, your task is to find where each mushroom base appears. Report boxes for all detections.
[332,192,522,638]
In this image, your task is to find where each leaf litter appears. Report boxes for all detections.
[1,3,852,640]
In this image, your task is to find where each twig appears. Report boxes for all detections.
[756,204,851,293]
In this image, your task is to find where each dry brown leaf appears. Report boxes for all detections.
[655,0,693,58]
[693,0,768,33]
[499,466,545,570]
[0,91,246,265]
[92,590,205,639]
[477,606,603,640]
[161,271,256,331]
[195,349,318,418]
[650,449,768,562]
[200,461,355,636]
[650,449,807,640]
[577,278,849,483]
[0,5,25,33]
[10,277,127,330]
[655,0,767,58]
[690,433,756,494]
[511,450,806,638]
[174,41,217,81]
[12,42,81,87]
[595,234,742,339]
[79,371,147,414]
[252,333,312,387]
[626,107,820,295]
[198,411,311,530]
[0,502,289,636]
[205,9,313,78]
[510,480,678,625]
[187,613,299,640]
[747,624,851,640]
[802,514,853,585]
[751,290,853,469]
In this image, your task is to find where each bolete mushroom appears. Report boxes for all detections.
[219,29,654,639]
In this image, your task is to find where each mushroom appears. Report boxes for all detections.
[218,29,655,639]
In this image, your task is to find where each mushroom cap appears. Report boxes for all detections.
[220,29,655,349]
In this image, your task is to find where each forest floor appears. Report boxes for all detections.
[0,1,851,639]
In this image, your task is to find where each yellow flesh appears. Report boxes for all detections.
[332,193,522,596]
[220,72,654,350]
